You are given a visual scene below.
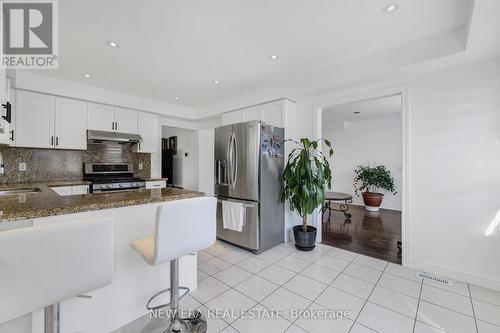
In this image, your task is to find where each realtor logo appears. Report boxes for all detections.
[1,0,58,68]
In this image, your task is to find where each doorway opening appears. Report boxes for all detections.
[319,94,404,264]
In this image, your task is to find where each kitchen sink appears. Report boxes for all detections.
[0,188,42,196]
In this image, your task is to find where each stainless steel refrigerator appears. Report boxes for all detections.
[214,121,284,252]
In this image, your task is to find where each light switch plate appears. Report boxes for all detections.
[19,163,26,171]
[138,163,143,170]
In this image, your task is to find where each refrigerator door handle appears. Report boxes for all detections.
[227,132,233,187]
[231,132,238,188]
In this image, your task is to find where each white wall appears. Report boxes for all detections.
[162,126,199,190]
[407,58,500,290]
[322,114,402,210]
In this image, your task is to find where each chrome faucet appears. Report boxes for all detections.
[0,150,4,174]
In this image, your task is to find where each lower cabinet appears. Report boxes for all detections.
[145,180,166,189]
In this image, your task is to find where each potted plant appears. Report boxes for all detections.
[281,138,333,251]
[353,165,396,212]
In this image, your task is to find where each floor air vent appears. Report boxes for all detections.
[417,271,452,286]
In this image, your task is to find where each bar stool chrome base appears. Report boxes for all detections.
[140,310,207,333]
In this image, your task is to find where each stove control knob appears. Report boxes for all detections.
[118,184,123,188]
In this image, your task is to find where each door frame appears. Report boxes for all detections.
[311,84,411,266]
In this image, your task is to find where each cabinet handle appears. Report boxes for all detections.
[9,130,14,141]
[1,102,11,123]
[56,137,59,146]
[51,136,54,146]
[115,122,118,130]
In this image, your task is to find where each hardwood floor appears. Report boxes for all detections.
[321,203,402,264]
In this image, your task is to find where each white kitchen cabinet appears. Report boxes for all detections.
[222,109,243,125]
[221,99,289,127]
[145,180,166,189]
[262,100,285,127]
[88,104,137,134]
[55,97,87,150]
[114,107,138,134]
[87,102,115,132]
[133,112,158,153]
[242,105,264,122]
[0,77,14,146]
[15,90,55,148]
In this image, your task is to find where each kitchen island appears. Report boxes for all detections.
[0,184,205,333]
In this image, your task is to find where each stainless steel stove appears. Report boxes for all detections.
[83,163,146,193]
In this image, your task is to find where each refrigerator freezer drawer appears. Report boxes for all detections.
[216,197,259,251]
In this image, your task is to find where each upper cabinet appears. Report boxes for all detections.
[114,107,138,134]
[87,103,114,132]
[133,112,158,153]
[16,91,88,150]
[88,103,137,134]
[221,99,290,128]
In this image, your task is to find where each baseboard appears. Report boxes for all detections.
[410,259,500,292]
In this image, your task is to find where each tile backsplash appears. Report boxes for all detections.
[0,143,151,184]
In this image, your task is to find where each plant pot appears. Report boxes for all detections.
[293,225,317,251]
[362,192,384,212]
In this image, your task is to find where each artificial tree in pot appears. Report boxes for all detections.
[353,165,396,212]
[281,138,333,251]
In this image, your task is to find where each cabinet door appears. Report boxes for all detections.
[242,105,264,122]
[114,107,137,134]
[135,112,158,153]
[87,103,114,131]
[16,90,55,148]
[72,185,89,195]
[222,110,243,125]
[262,101,285,127]
[55,97,87,150]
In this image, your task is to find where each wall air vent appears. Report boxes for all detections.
[417,271,452,286]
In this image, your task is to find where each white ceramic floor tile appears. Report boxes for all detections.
[205,289,257,323]
[198,257,233,275]
[377,272,421,298]
[275,255,310,273]
[261,287,312,320]
[234,275,280,302]
[413,321,447,333]
[179,294,202,311]
[473,299,500,326]
[325,247,358,262]
[331,273,375,299]
[315,287,365,319]
[231,304,292,333]
[357,302,414,333]
[284,324,308,333]
[283,274,328,301]
[205,243,232,256]
[417,300,476,333]
[385,263,422,283]
[196,306,230,332]
[198,269,210,282]
[350,323,378,333]
[314,243,335,254]
[314,255,350,272]
[343,263,382,284]
[190,277,230,304]
[300,263,340,285]
[368,286,419,318]
[236,256,271,273]
[294,303,354,333]
[257,264,296,285]
[288,249,324,262]
[272,242,298,255]
[423,278,470,297]
[477,320,500,333]
[470,284,500,307]
[420,284,473,316]
[254,249,288,263]
[218,248,252,264]
[212,265,253,287]
[198,250,214,263]
[353,254,388,271]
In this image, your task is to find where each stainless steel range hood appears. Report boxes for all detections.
[87,130,143,144]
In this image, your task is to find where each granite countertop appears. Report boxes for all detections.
[0,182,203,223]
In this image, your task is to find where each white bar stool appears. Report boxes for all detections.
[0,218,114,332]
[131,197,216,333]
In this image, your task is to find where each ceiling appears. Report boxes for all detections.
[29,0,472,111]
[322,94,402,124]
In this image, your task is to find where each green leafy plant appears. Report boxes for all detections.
[280,138,333,232]
[353,165,396,196]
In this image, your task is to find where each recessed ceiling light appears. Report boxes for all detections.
[83,74,91,78]
[382,4,399,13]
[106,40,120,48]
[270,54,278,60]
[174,96,180,100]
[213,80,220,85]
